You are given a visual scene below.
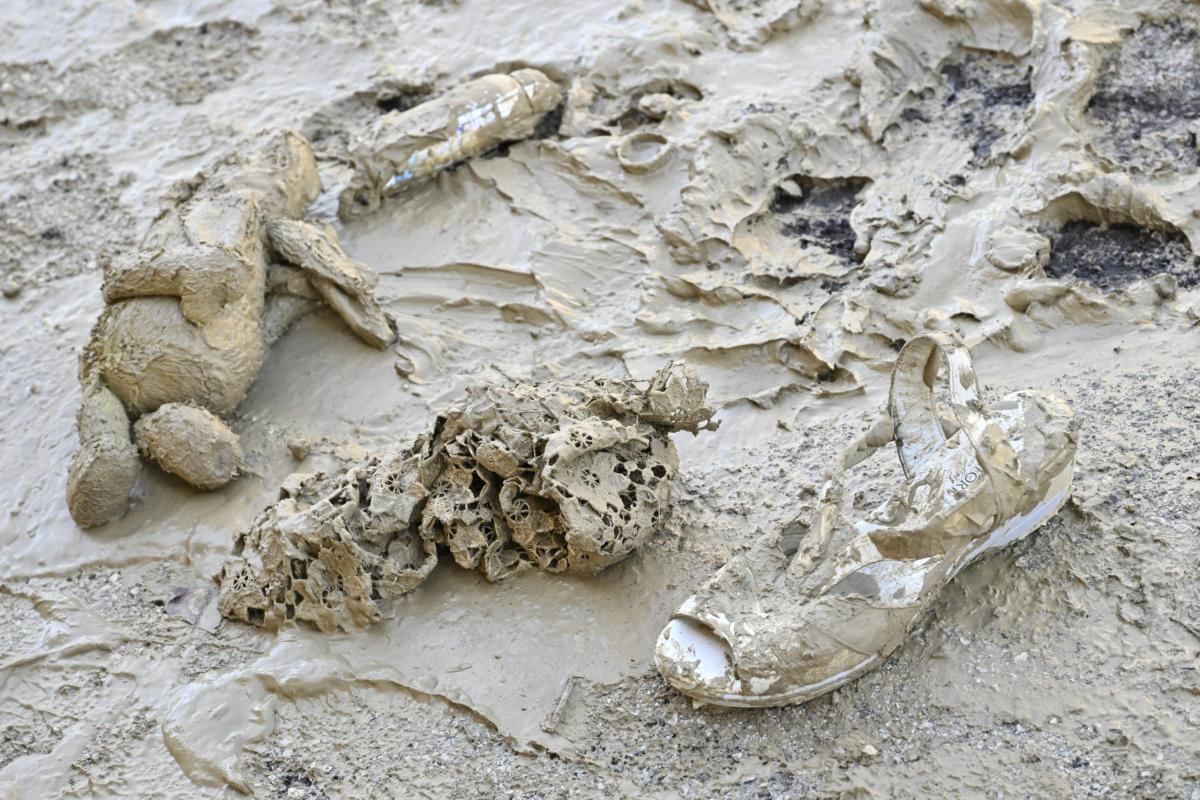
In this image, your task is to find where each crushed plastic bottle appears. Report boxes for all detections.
[340,68,562,218]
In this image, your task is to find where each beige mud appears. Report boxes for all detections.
[1,0,1199,797]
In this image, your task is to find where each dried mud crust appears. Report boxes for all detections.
[217,362,716,633]
[890,52,1033,167]
[1044,221,1200,290]
[1086,20,1200,174]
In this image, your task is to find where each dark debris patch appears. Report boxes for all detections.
[1086,21,1200,173]
[373,88,433,115]
[1044,220,1200,290]
[771,176,867,267]
[530,100,566,140]
[940,55,1033,163]
[887,53,1032,167]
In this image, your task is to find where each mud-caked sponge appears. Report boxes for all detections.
[217,362,716,632]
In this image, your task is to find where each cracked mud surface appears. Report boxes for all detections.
[2,0,1199,798]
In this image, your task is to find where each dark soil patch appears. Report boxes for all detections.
[1086,21,1200,172]
[1044,220,1200,290]
[886,52,1032,168]
[772,176,867,266]
[940,55,1033,162]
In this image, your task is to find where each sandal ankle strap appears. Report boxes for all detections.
[888,333,988,481]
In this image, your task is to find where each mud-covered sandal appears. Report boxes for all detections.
[655,332,1077,707]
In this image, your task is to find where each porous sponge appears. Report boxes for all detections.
[217,362,716,632]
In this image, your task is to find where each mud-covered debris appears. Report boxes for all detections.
[133,403,243,490]
[217,362,716,633]
[217,454,439,632]
[1045,221,1200,290]
[616,132,672,173]
[66,382,141,529]
[656,333,1078,707]
[300,73,434,162]
[339,69,563,218]
[266,218,395,349]
[1086,21,1200,173]
[66,129,395,528]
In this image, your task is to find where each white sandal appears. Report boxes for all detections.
[655,332,1077,707]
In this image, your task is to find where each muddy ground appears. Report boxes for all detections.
[1,0,1198,798]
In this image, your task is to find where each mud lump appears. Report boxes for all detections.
[66,130,394,528]
[217,362,716,633]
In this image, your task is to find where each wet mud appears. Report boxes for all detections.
[2,0,1200,797]
[0,154,137,293]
